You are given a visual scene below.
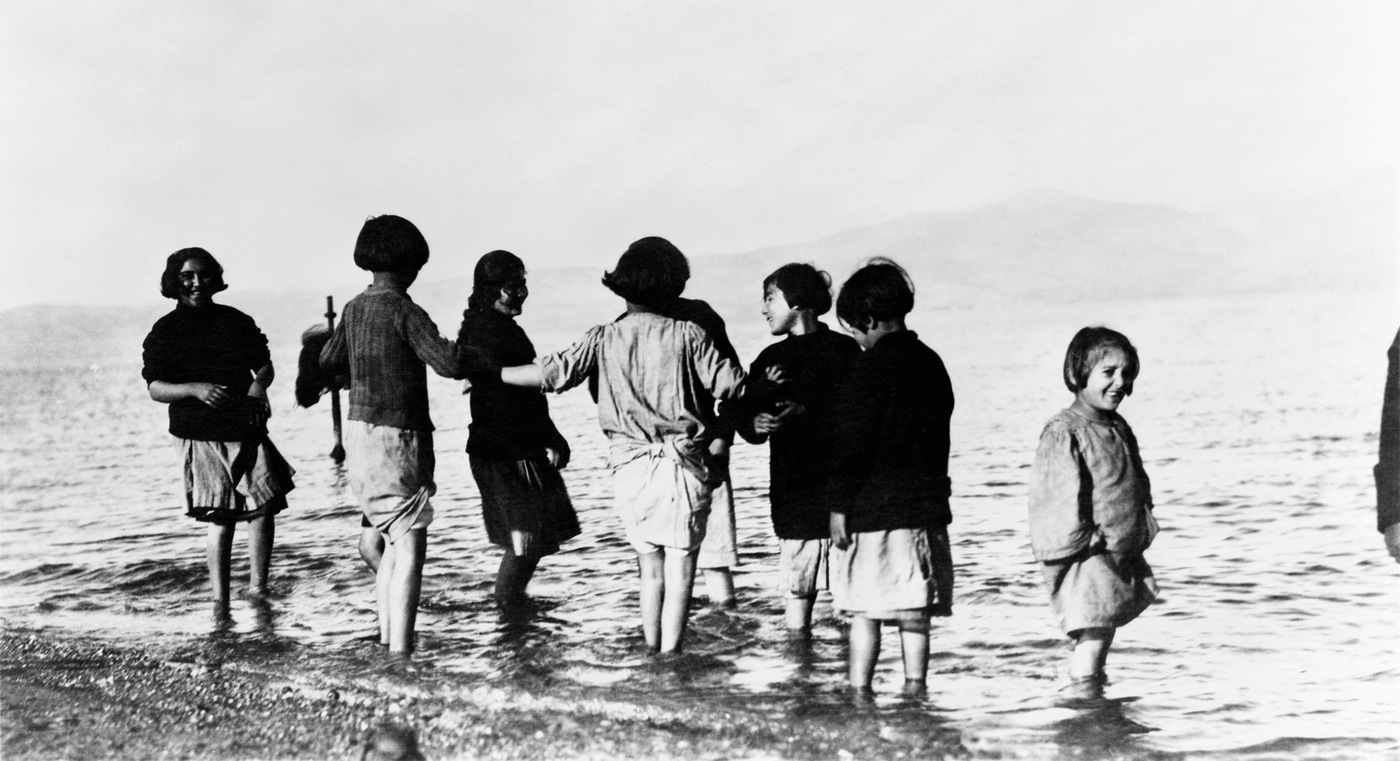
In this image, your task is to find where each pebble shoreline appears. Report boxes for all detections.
[0,626,969,760]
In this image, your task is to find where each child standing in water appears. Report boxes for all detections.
[827,259,955,696]
[732,263,860,637]
[319,215,481,655]
[457,250,580,604]
[1029,326,1159,687]
[498,237,750,654]
[142,248,295,624]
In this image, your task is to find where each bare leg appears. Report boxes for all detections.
[898,619,931,693]
[494,547,542,604]
[637,551,665,652]
[785,596,816,635]
[247,506,278,597]
[660,549,698,653]
[376,534,396,645]
[847,615,880,691]
[387,528,427,654]
[703,568,735,608]
[359,526,384,572]
[206,523,235,620]
[1070,627,1115,680]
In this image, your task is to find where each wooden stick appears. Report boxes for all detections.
[326,295,345,463]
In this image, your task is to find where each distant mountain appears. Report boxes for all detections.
[3,179,1392,371]
[688,178,1396,310]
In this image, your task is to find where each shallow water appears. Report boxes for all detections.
[2,289,1398,759]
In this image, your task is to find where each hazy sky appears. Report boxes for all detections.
[1,1,1396,310]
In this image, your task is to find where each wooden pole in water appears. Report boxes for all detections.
[325,295,346,463]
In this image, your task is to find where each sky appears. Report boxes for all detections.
[1,1,1396,311]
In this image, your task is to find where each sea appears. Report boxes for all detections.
[2,287,1397,759]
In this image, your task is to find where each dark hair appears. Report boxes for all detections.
[159,247,227,299]
[601,236,690,308]
[1063,326,1140,394]
[468,250,526,311]
[353,214,429,273]
[763,263,833,315]
[834,258,915,331]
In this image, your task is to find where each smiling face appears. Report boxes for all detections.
[761,284,799,336]
[492,277,528,317]
[1073,347,1135,418]
[177,257,221,308]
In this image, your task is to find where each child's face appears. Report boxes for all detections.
[1076,347,1134,415]
[493,278,528,317]
[762,285,798,336]
[177,258,220,309]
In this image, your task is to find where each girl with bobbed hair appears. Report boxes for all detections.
[1030,326,1158,689]
[142,247,295,626]
[457,250,580,604]
[495,237,754,654]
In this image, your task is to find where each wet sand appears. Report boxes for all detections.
[0,625,968,761]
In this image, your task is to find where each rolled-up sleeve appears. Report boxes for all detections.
[1029,423,1093,563]
[539,327,604,393]
[689,327,747,402]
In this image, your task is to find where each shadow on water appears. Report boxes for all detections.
[1048,682,1159,760]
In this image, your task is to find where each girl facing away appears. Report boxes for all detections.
[1029,326,1159,688]
[142,248,295,625]
[827,259,955,696]
[730,263,860,638]
[456,250,580,605]
[319,214,481,656]
[497,236,751,654]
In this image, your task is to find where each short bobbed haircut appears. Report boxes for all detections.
[835,258,915,331]
[468,249,526,311]
[160,247,227,300]
[353,214,429,273]
[1062,326,1141,394]
[763,262,833,315]
[602,236,690,308]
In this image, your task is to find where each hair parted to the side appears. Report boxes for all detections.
[763,262,833,315]
[1062,326,1141,394]
[353,215,429,273]
[160,247,227,299]
[468,250,526,311]
[601,236,690,308]
[835,257,915,332]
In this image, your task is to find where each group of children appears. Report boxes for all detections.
[141,214,1160,692]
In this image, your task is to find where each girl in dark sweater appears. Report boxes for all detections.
[142,248,294,625]
[827,258,955,696]
[457,251,579,604]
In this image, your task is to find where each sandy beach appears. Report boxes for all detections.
[1,624,973,761]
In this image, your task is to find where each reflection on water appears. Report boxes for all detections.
[2,289,1398,758]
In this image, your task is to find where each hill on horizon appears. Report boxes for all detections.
[3,179,1393,371]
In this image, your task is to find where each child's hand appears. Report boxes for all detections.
[246,396,271,429]
[1385,524,1400,563]
[830,512,850,549]
[189,383,232,409]
[546,445,570,470]
[509,529,535,557]
[708,437,730,462]
[764,365,788,385]
[754,401,804,434]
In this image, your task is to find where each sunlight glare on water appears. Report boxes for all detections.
[1,288,1397,759]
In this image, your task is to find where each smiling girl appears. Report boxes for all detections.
[456,250,579,605]
[142,248,295,624]
[1029,326,1159,689]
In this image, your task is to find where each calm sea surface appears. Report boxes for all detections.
[2,289,1397,759]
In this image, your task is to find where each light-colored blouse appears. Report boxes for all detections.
[538,311,747,480]
[1029,407,1156,564]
